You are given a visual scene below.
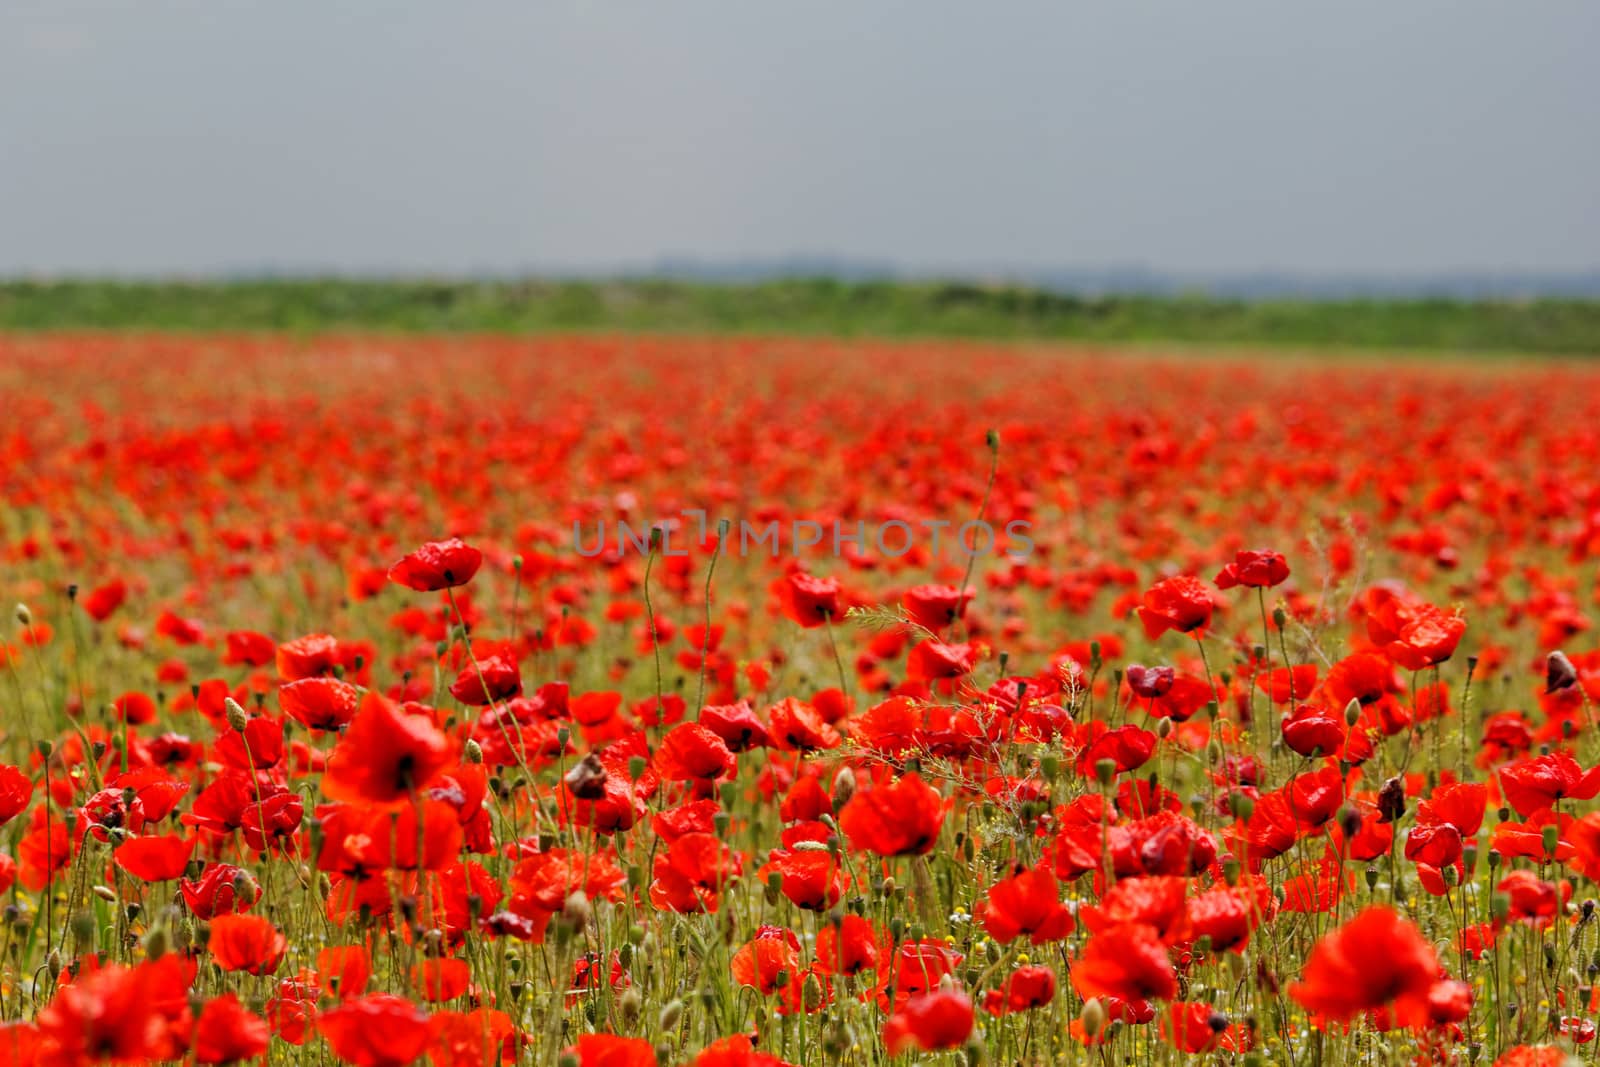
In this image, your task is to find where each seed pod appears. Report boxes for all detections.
[1547,651,1579,694]
[563,754,607,800]
[1377,776,1406,824]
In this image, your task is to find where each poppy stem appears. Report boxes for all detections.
[823,614,849,699]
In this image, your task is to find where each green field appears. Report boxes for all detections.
[3,278,1598,354]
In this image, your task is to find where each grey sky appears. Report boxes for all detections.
[2,1,1597,277]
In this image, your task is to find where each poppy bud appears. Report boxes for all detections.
[1222,857,1241,886]
[563,891,591,930]
[889,917,905,941]
[1156,717,1173,739]
[1337,806,1361,839]
[223,697,250,733]
[1080,997,1107,1039]
[1544,824,1561,856]
[831,767,856,811]
[463,739,483,764]
[14,604,30,626]
[1547,651,1579,694]
[558,1055,580,1067]
[658,999,683,1031]
[1491,892,1511,921]
[803,973,825,1011]
[1377,776,1405,824]
[1230,793,1255,821]
[92,885,117,903]
[47,950,61,978]
[1443,864,1459,887]
[1343,698,1361,727]
[144,923,169,960]
[563,754,608,800]
[1094,758,1116,786]
[986,428,1000,451]
[619,987,642,1028]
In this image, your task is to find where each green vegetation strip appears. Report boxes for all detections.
[2,278,1598,353]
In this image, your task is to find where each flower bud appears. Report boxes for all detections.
[1080,997,1107,1039]
[831,767,856,812]
[224,697,250,734]
[1094,758,1117,787]
[463,739,483,764]
[1547,651,1579,694]
[1344,698,1362,727]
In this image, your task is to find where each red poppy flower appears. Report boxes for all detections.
[280,677,362,731]
[978,866,1074,945]
[389,538,483,592]
[1500,752,1600,816]
[698,701,770,751]
[1126,664,1176,699]
[1077,724,1157,776]
[906,639,976,682]
[448,654,522,706]
[82,578,127,622]
[982,965,1056,1015]
[1256,665,1318,704]
[839,773,945,856]
[1070,923,1178,1002]
[767,698,842,752]
[903,584,974,631]
[1365,595,1466,672]
[563,1033,657,1067]
[114,833,195,882]
[1161,1001,1234,1054]
[194,993,271,1064]
[655,723,737,783]
[1288,907,1441,1025]
[113,691,159,725]
[775,571,842,628]
[0,765,33,827]
[649,832,744,914]
[316,993,433,1067]
[1214,548,1290,590]
[731,926,802,996]
[883,988,974,1055]
[1080,876,1188,938]
[1498,870,1560,926]
[816,915,882,976]
[1136,576,1215,639]
[323,691,454,804]
[412,957,471,1002]
[1179,886,1263,952]
[36,961,165,1063]
[223,629,277,667]
[208,913,288,975]
[317,945,373,999]
[759,849,846,911]
[1282,704,1347,758]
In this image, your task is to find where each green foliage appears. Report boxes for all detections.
[1,278,1598,353]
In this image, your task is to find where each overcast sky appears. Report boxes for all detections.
[2,1,1597,278]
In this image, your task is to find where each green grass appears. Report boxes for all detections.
[2,278,1598,353]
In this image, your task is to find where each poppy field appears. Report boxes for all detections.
[4,331,1600,1067]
